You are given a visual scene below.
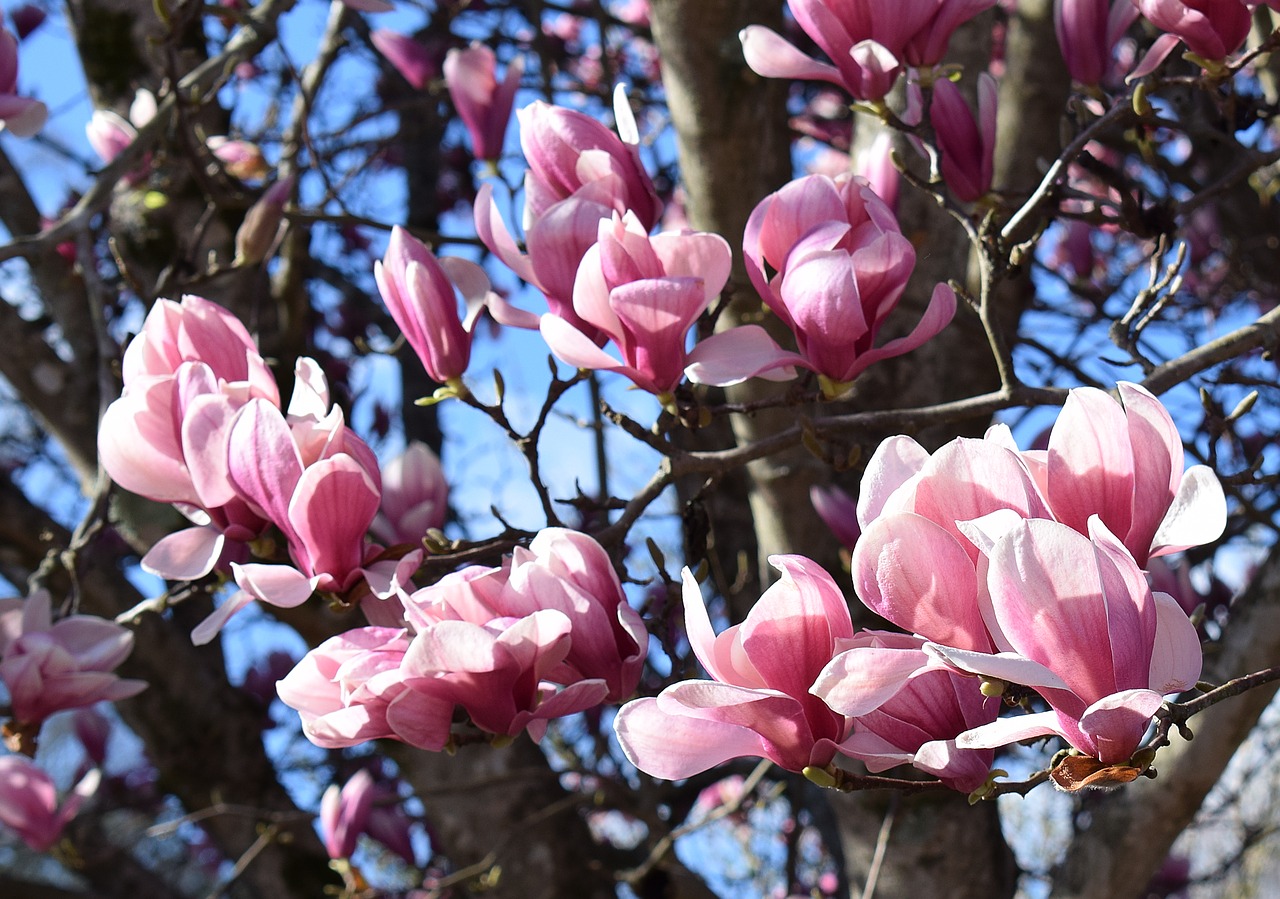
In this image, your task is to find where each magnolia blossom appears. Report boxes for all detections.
[320,769,376,860]
[400,608,609,740]
[192,382,417,644]
[376,227,535,385]
[403,528,647,704]
[518,91,660,230]
[276,627,453,750]
[930,74,997,203]
[540,213,734,396]
[371,29,437,90]
[0,24,46,136]
[933,516,1202,764]
[98,294,280,580]
[375,226,503,385]
[814,632,997,792]
[614,557,854,778]
[85,89,156,166]
[372,441,449,546]
[281,529,642,748]
[1130,0,1254,78]
[0,756,100,852]
[475,90,661,337]
[686,174,955,395]
[444,43,523,162]
[0,591,146,729]
[740,0,996,102]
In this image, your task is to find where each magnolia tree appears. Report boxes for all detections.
[2,0,1280,897]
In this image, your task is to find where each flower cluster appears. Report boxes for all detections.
[617,384,1224,789]
[97,294,419,644]
[278,529,647,749]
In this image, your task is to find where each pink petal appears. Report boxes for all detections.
[812,645,930,717]
[614,696,770,779]
[684,325,803,386]
[190,589,255,645]
[141,526,225,580]
[739,25,844,86]
[954,710,1063,751]
[1147,592,1202,694]
[1149,465,1227,558]
[853,513,989,651]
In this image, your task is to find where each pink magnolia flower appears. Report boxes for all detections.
[400,608,610,741]
[930,74,997,203]
[0,24,45,136]
[372,441,448,546]
[1054,0,1139,85]
[518,91,661,230]
[0,756,100,852]
[0,591,146,728]
[371,29,437,90]
[191,389,400,643]
[474,89,661,340]
[740,0,996,102]
[320,769,375,860]
[688,174,954,395]
[98,293,279,511]
[614,556,854,778]
[1040,382,1226,566]
[375,226,506,385]
[276,627,453,750]
[404,528,647,703]
[933,516,1202,764]
[1129,0,1254,78]
[443,43,523,162]
[540,212,733,396]
[234,176,295,265]
[814,632,997,792]
[848,431,1056,653]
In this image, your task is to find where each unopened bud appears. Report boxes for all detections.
[234,176,294,265]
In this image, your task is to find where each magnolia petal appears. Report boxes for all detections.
[614,696,768,780]
[954,710,1062,751]
[857,435,928,527]
[190,589,255,645]
[739,25,844,86]
[234,562,322,608]
[1149,465,1227,558]
[141,526,225,580]
[1148,592,1202,694]
[923,643,1072,694]
[812,646,928,717]
[1078,688,1164,764]
[852,513,988,652]
[842,282,957,381]
[684,325,803,386]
